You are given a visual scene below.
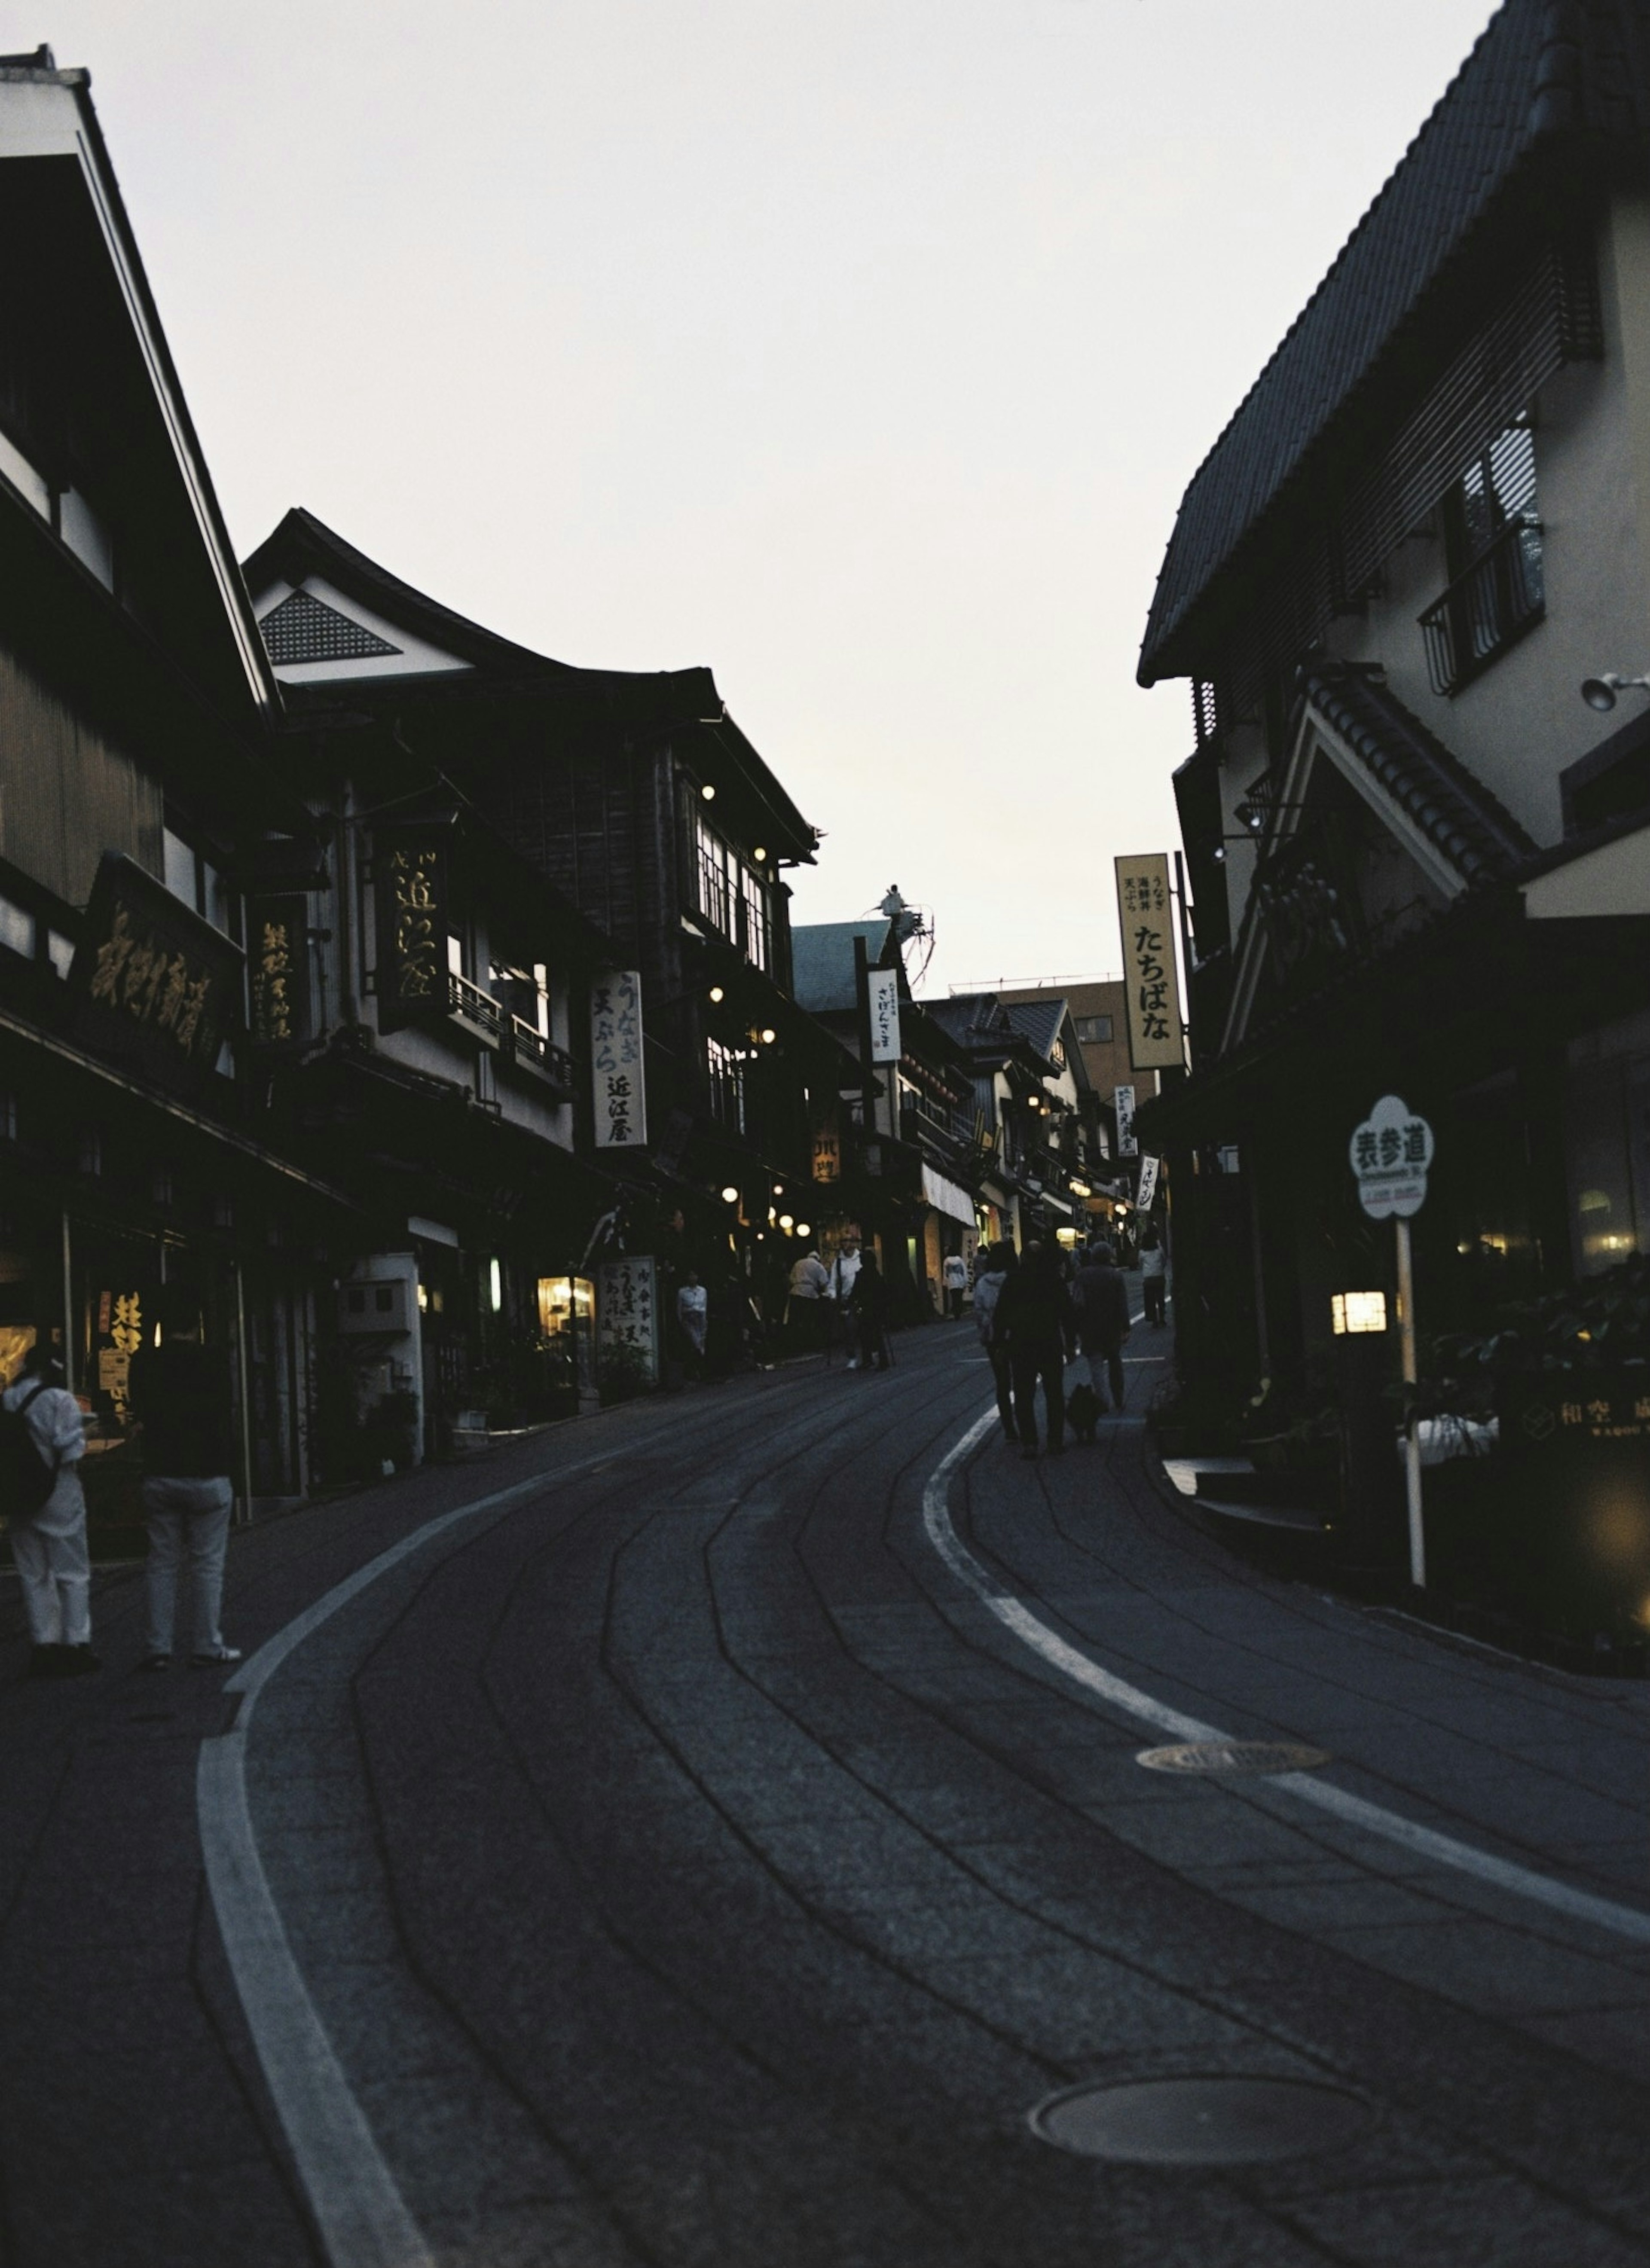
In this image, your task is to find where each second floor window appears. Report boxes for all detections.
[694,814,769,971]
[1075,1014,1113,1044]
[1421,418,1543,695]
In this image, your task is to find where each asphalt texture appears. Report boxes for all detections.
[2,1315,1649,2266]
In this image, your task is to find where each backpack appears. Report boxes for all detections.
[0,1382,58,1520]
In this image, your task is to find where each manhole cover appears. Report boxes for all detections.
[1137,1740,1329,1775]
[1030,2075,1372,2165]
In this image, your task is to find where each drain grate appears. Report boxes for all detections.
[1136,1739,1329,1775]
[1030,2075,1372,2165]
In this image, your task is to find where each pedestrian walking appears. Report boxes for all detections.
[3,1337,96,1678]
[825,1236,863,1366]
[846,1251,892,1371]
[1071,1241,1132,1413]
[971,1243,1018,1441]
[786,1245,830,1354]
[675,1271,708,1378]
[994,1239,1071,1457]
[941,1251,969,1320]
[128,1291,241,1671]
[1140,1224,1167,1327]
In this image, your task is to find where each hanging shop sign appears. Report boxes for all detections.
[1137,1154,1161,1212]
[71,853,242,1094]
[248,895,309,1048]
[1349,1094,1434,1219]
[1114,852,1186,1071]
[1114,1083,1137,1158]
[598,1254,660,1384]
[373,827,451,1034]
[868,967,901,1063]
[812,1111,842,1184]
[591,968,647,1149]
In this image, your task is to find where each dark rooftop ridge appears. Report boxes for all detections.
[1138,0,1650,685]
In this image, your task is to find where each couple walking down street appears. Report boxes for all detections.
[975,1240,1131,1456]
[2,1291,241,1682]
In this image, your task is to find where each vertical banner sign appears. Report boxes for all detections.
[598,1255,659,1384]
[1136,1154,1161,1212]
[868,968,902,1063]
[591,969,647,1148]
[1114,1084,1137,1158]
[374,829,448,1034]
[249,897,309,1047]
[1114,853,1186,1071]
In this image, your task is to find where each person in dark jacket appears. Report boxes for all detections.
[846,1252,892,1372]
[128,1290,240,1671]
[1070,1242,1132,1412]
[971,1243,1018,1440]
[994,1240,1071,1456]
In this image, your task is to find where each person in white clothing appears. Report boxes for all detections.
[941,1252,969,1319]
[676,1272,709,1376]
[3,1340,97,1678]
[787,1248,831,1352]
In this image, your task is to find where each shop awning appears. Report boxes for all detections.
[921,1166,976,1227]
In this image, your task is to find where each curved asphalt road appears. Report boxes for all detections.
[2,1318,1648,2265]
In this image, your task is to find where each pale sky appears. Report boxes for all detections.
[12,0,1497,990]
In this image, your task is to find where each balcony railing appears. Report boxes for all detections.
[900,1099,964,1151]
[507,1015,576,1093]
[1418,516,1544,696]
[445,970,505,1047]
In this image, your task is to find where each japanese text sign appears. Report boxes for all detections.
[72,853,241,1095]
[373,828,450,1034]
[1113,854,1186,1071]
[868,967,901,1064]
[1349,1093,1434,1219]
[1137,1154,1161,1212]
[1114,1084,1137,1158]
[598,1255,659,1383]
[250,896,308,1047]
[591,969,647,1150]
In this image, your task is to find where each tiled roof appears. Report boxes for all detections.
[1301,660,1537,883]
[1139,0,1650,681]
[789,922,893,1013]
[1002,998,1066,1064]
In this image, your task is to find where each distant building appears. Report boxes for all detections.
[994,979,1158,1143]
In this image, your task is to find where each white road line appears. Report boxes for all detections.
[197,1453,618,2268]
[922,1407,1650,1947]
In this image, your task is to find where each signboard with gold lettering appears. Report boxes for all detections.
[1113,852,1186,1071]
[249,896,309,1048]
[71,853,242,1094]
[373,828,450,1034]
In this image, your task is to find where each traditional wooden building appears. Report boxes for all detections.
[242,509,845,1376]
[0,51,353,1520]
[1140,0,1650,1398]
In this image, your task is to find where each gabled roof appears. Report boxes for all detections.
[1298,660,1536,884]
[244,509,822,862]
[1139,0,1650,683]
[0,53,278,724]
[789,921,895,1014]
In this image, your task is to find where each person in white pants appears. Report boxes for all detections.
[128,1292,241,1671]
[3,1341,96,1678]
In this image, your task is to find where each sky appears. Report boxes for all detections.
[9,0,1498,991]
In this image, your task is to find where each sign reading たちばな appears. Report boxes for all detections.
[1113,854,1185,1071]
[591,970,647,1149]
[1349,1095,1433,1219]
